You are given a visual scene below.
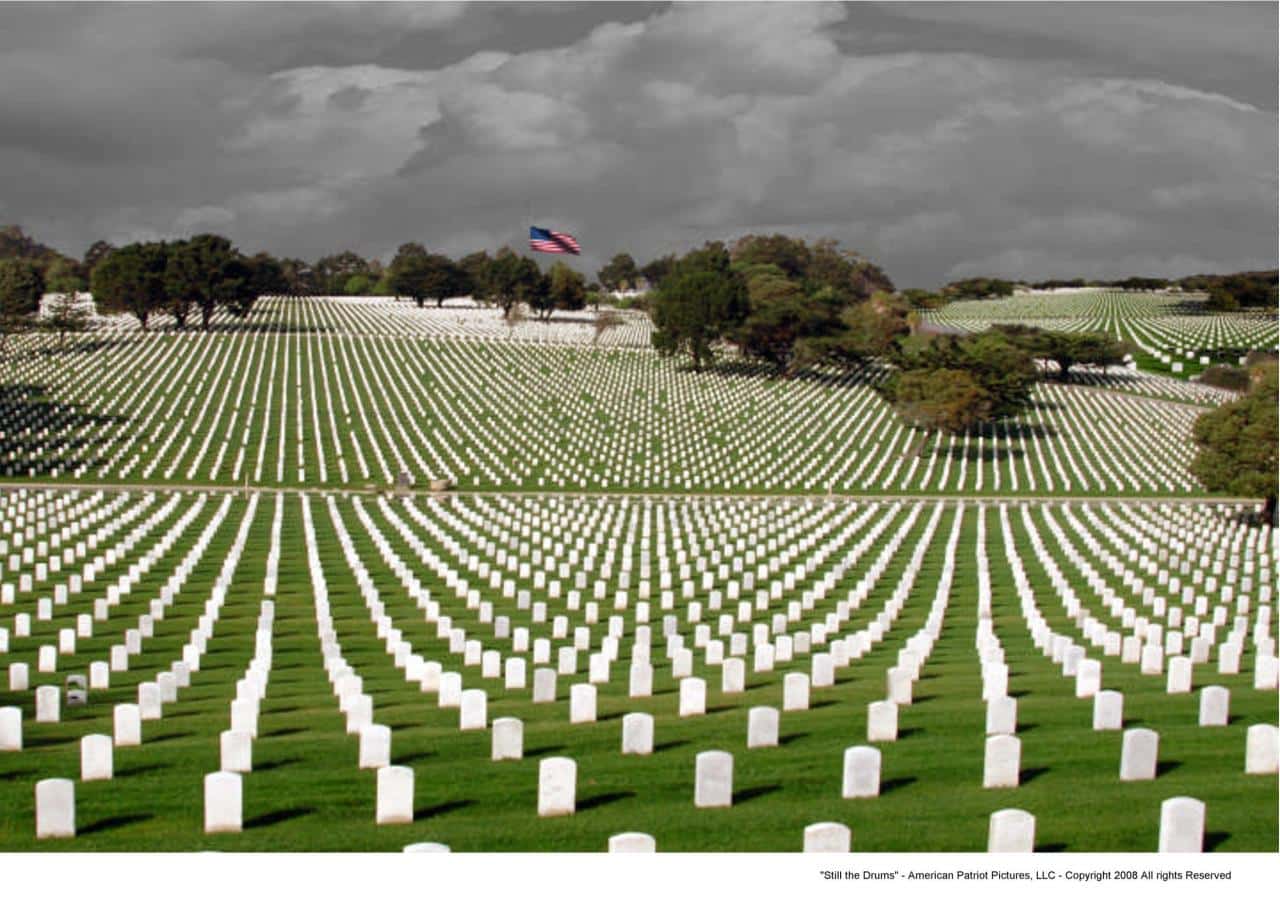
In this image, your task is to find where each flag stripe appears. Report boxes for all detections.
[529,226,581,255]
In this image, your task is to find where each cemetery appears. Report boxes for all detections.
[0,294,1276,852]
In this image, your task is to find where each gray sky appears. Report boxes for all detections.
[1,1,1275,287]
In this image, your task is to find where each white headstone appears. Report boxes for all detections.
[80,734,113,781]
[628,662,653,698]
[204,771,242,833]
[532,668,557,703]
[1166,656,1192,694]
[221,730,253,773]
[376,765,414,824]
[35,685,60,723]
[491,717,523,761]
[678,677,706,717]
[359,724,392,769]
[8,662,28,691]
[538,757,576,816]
[867,700,898,742]
[694,750,733,808]
[622,712,654,755]
[437,672,462,708]
[1093,690,1123,731]
[113,704,141,746]
[986,696,1017,736]
[1197,686,1229,727]
[983,734,1020,788]
[608,832,656,853]
[988,808,1035,853]
[35,778,75,839]
[570,683,597,724]
[138,682,162,720]
[1075,659,1101,698]
[1120,728,1159,781]
[803,821,851,853]
[842,745,881,798]
[1244,724,1278,774]
[747,706,779,749]
[1158,797,1204,852]
[460,690,488,731]
[0,706,20,751]
[783,672,810,712]
[721,657,745,694]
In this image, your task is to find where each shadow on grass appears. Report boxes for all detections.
[80,813,155,835]
[778,732,809,746]
[245,807,317,829]
[810,699,838,710]
[1037,843,1069,853]
[147,732,189,745]
[256,758,303,773]
[879,776,917,796]
[1021,767,1050,785]
[415,799,475,822]
[652,739,691,754]
[1156,760,1183,777]
[523,745,563,759]
[265,727,309,738]
[116,763,167,778]
[897,728,922,740]
[734,785,782,805]
[1205,832,1231,852]
[579,791,636,812]
[392,751,436,766]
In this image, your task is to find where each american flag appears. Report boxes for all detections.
[529,225,581,255]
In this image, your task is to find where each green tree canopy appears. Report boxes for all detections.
[1190,365,1278,523]
[164,234,240,329]
[485,249,543,317]
[0,258,46,349]
[548,261,587,314]
[993,325,1130,380]
[91,242,169,330]
[597,253,639,293]
[884,329,1038,435]
[651,245,748,371]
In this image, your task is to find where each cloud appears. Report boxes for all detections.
[0,2,1273,286]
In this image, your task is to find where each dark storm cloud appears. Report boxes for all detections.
[0,2,1273,286]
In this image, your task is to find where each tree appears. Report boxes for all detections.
[314,250,371,295]
[44,258,84,294]
[882,367,992,433]
[165,234,238,329]
[901,288,947,310]
[1190,365,1278,524]
[1205,288,1240,312]
[0,258,45,353]
[527,271,556,321]
[485,249,542,317]
[344,274,373,296]
[41,292,89,349]
[597,253,640,293]
[993,325,1129,380]
[639,254,676,289]
[883,329,1038,448]
[91,242,169,330]
[651,245,748,371]
[388,249,468,307]
[81,241,116,281]
[943,277,1016,300]
[458,251,493,306]
[548,261,587,313]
